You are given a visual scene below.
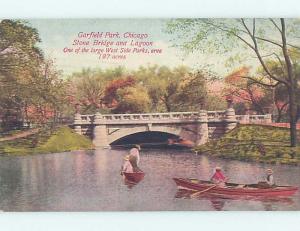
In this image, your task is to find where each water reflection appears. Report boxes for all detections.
[122,177,143,189]
[174,189,226,211]
[122,172,145,189]
[0,149,299,211]
[174,189,295,211]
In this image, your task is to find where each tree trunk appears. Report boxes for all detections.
[280,19,297,147]
[275,102,288,123]
[163,95,172,112]
[288,88,297,147]
[276,109,282,123]
[165,102,171,112]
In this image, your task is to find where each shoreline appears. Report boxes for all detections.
[194,124,300,166]
[0,126,93,156]
[0,124,299,166]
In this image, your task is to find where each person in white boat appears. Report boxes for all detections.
[128,145,141,172]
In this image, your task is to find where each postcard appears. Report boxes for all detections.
[0,18,299,211]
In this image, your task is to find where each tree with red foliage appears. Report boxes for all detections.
[224,67,271,114]
[103,76,136,108]
[66,68,126,114]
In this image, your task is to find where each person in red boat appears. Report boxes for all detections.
[210,166,227,187]
[121,155,133,174]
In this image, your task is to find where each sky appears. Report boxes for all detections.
[27,19,246,77]
[26,19,299,78]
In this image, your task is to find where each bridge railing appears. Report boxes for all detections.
[80,115,94,124]
[76,111,272,125]
[235,114,272,124]
[103,112,200,121]
[207,111,227,120]
[78,112,202,124]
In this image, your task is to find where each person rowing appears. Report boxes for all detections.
[266,169,275,186]
[265,168,275,186]
[190,166,227,197]
[210,166,227,187]
[256,168,276,188]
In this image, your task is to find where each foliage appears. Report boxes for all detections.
[224,62,300,121]
[0,20,66,127]
[166,18,300,146]
[103,76,136,108]
[133,65,208,112]
[172,71,208,111]
[0,19,42,76]
[0,126,93,155]
[224,66,272,114]
[133,65,185,112]
[205,95,227,111]
[66,67,126,114]
[25,59,66,123]
[195,124,300,165]
[67,65,211,114]
[113,86,151,113]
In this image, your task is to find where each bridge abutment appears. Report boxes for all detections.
[195,111,209,145]
[93,112,109,148]
[225,108,237,132]
[74,113,82,135]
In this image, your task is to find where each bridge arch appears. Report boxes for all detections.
[110,131,180,147]
[107,125,182,145]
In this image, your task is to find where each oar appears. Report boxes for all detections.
[191,185,217,198]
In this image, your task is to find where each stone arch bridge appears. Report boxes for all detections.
[72,109,272,148]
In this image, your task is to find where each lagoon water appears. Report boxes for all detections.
[0,149,299,211]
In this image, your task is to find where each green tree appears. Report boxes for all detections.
[28,59,66,124]
[0,20,42,77]
[0,20,66,127]
[134,65,208,112]
[133,65,179,112]
[113,86,151,113]
[167,18,300,147]
[171,70,207,111]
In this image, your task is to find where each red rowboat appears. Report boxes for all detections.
[123,172,145,183]
[173,178,298,197]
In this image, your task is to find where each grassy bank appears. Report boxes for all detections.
[0,126,93,155]
[195,124,300,165]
